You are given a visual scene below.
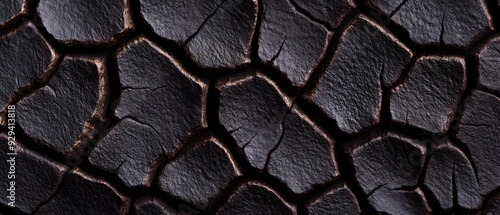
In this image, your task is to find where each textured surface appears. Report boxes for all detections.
[17,57,101,153]
[218,75,289,170]
[306,183,361,215]
[478,36,500,92]
[390,56,466,133]
[0,135,67,214]
[1,0,499,214]
[216,182,295,215]
[258,0,331,86]
[158,138,240,209]
[0,0,23,24]
[0,24,54,108]
[310,15,411,134]
[38,0,129,42]
[368,0,492,47]
[36,170,128,215]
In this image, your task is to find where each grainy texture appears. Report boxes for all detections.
[1,0,499,214]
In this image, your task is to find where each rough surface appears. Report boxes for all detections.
[0,0,23,24]
[17,57,100,153]
[141,0,257,69]
[2,1,500,214]
[38,0,128,42]
[306,183,361,215]
[0,24,54,108]
[311,15,412,134]
[0,135,67,214]
[368,187,431,215]
[483,192,500,215]
[266,108,339,194]
[456,91,500,197]
[368,0,492,47]
[132,197,177,215]
[36,170,128,215]
[478,36,500,92]
[390,56,466,133]
[216,182,295,215]
[347,132,426,194]
[158,139,240,210]
[258,0,331,86]
[89,118,166,187]
[218,75,289,170]
[115,38,205,157]
[292,0,353,28]
[423,143,481,210]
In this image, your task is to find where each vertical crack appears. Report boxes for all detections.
[439,12,446,46]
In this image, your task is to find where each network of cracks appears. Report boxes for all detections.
[0,0,500,214]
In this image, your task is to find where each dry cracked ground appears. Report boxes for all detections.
[0,0,499,215]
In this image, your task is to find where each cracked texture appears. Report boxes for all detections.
[218,75,289,170]
[456,91,500,198]
[266,108,339,194]
[423,143,482,210]
[0,135,67,214]
[478,36,500,92]
[258,0,331,86]
[0,23,54,108]
[37,0,128,42]
[2,0,500,214]
[158,138,240,210]
[368,0,492,47]
[115,38,205,157]
[311,15,411,134]
[141,0,257,69]
[17,57,101,153]
[390,56,466,133]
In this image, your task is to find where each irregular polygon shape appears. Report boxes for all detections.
[218,75,290,170]
[258,0,330,86]
[38,0,128,42]
[116,38,205,157]
[347,132,426,194]
[17,57,100,153]
[423,143,481,210]
[311,15,411,134]
[267,108,339,194]
[184,0,258,68]
[89,118,165,187]
[158,139,240,210]
[390,56,466,133]
[0,24,54,107]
